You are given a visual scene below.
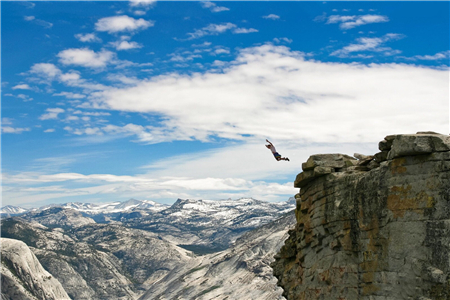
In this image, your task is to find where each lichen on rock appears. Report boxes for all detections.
[272,132,450,300]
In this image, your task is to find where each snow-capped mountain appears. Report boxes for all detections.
[0,205,28,216]
[21,207,96,228]
[15,197,295,253]
[38,198,169,215]
[123,197,295,252]
[2,207,296,300]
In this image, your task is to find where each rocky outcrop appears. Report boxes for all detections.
[272,132,450,300]
[1,238,71,300]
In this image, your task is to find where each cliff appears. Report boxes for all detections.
[1,238,71,300]
[272,132,450,300]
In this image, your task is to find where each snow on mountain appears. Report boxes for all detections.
[22,207,96,228]
[139,211,296,300]
[125,197,295,251]
[44,198,169,214]
[0,205,28,216]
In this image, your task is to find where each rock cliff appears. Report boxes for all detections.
[272,132,450,300]
[1,238,71,300]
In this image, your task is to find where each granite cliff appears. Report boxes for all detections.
[1,238,71,300]
[272,132,450,300]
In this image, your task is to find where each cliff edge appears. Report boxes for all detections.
[272,132,450,300]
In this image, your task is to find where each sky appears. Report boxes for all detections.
[1,0,449,208]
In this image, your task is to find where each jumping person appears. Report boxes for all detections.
[265,139,289,161]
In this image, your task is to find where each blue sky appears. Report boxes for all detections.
[1,1,449,208]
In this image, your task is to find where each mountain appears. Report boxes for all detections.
[1,237,71,300]
[1,217,193,300]
[0,205,28,217]
[21,207,96,228]
[123,198,295,253]
[1,197,296,299]
[138,211,295,300]
[38,198,169,215]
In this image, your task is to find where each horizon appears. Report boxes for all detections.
[1,195,295,211]
[2,1,449,208]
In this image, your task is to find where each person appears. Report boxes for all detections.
[265,139,289,161]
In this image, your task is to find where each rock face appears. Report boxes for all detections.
[272,132,450,300]
[1,238,71,300]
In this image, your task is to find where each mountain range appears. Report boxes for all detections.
[1,197,295,300]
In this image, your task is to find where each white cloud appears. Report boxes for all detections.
[331,33,404,57]
[413,50,450,61]
[44,129,55,133]
[109,40,143,50]
[133,10,147,16]
[325,14,389,30]
[83,44,447,146]
[12,84,32,90]
[129,0,156,7]
[263,14,280,20]
[201,1,230,13]
[95,15,154,33]
[1,140,379,204]
[53,92,86,99]
[75,33,102,43]
[233,27,258,34]
[187,23,236,39]
[24,16,53,29]
[24,15,53,28]
[59,72,81,82]
[39,108,65,120]
[214,48,230,55]
[2,118,13,125]
[168,52,202,62]
[273,37,293,44]
[185,23,258,40]
[16,94,33,102]
[2,126,31,134]
[30,63,61,79]
[57,48,116,69]
[192,42,212,47]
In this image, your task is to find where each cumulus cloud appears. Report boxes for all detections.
[129,0,156,7]
[83,44,447,146]
[331,33,404,57]
[109,40,143,50]
[233,27,258,34]
[75,33,102,43]
[57,48,116,69]
[263,14,280,20]
[95,15,154,33]
[30,63,61,79]
[39,108,65,120]
[201,1,230,13]
[324,14,389,30]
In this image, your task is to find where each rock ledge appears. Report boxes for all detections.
[273,132,450,300]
